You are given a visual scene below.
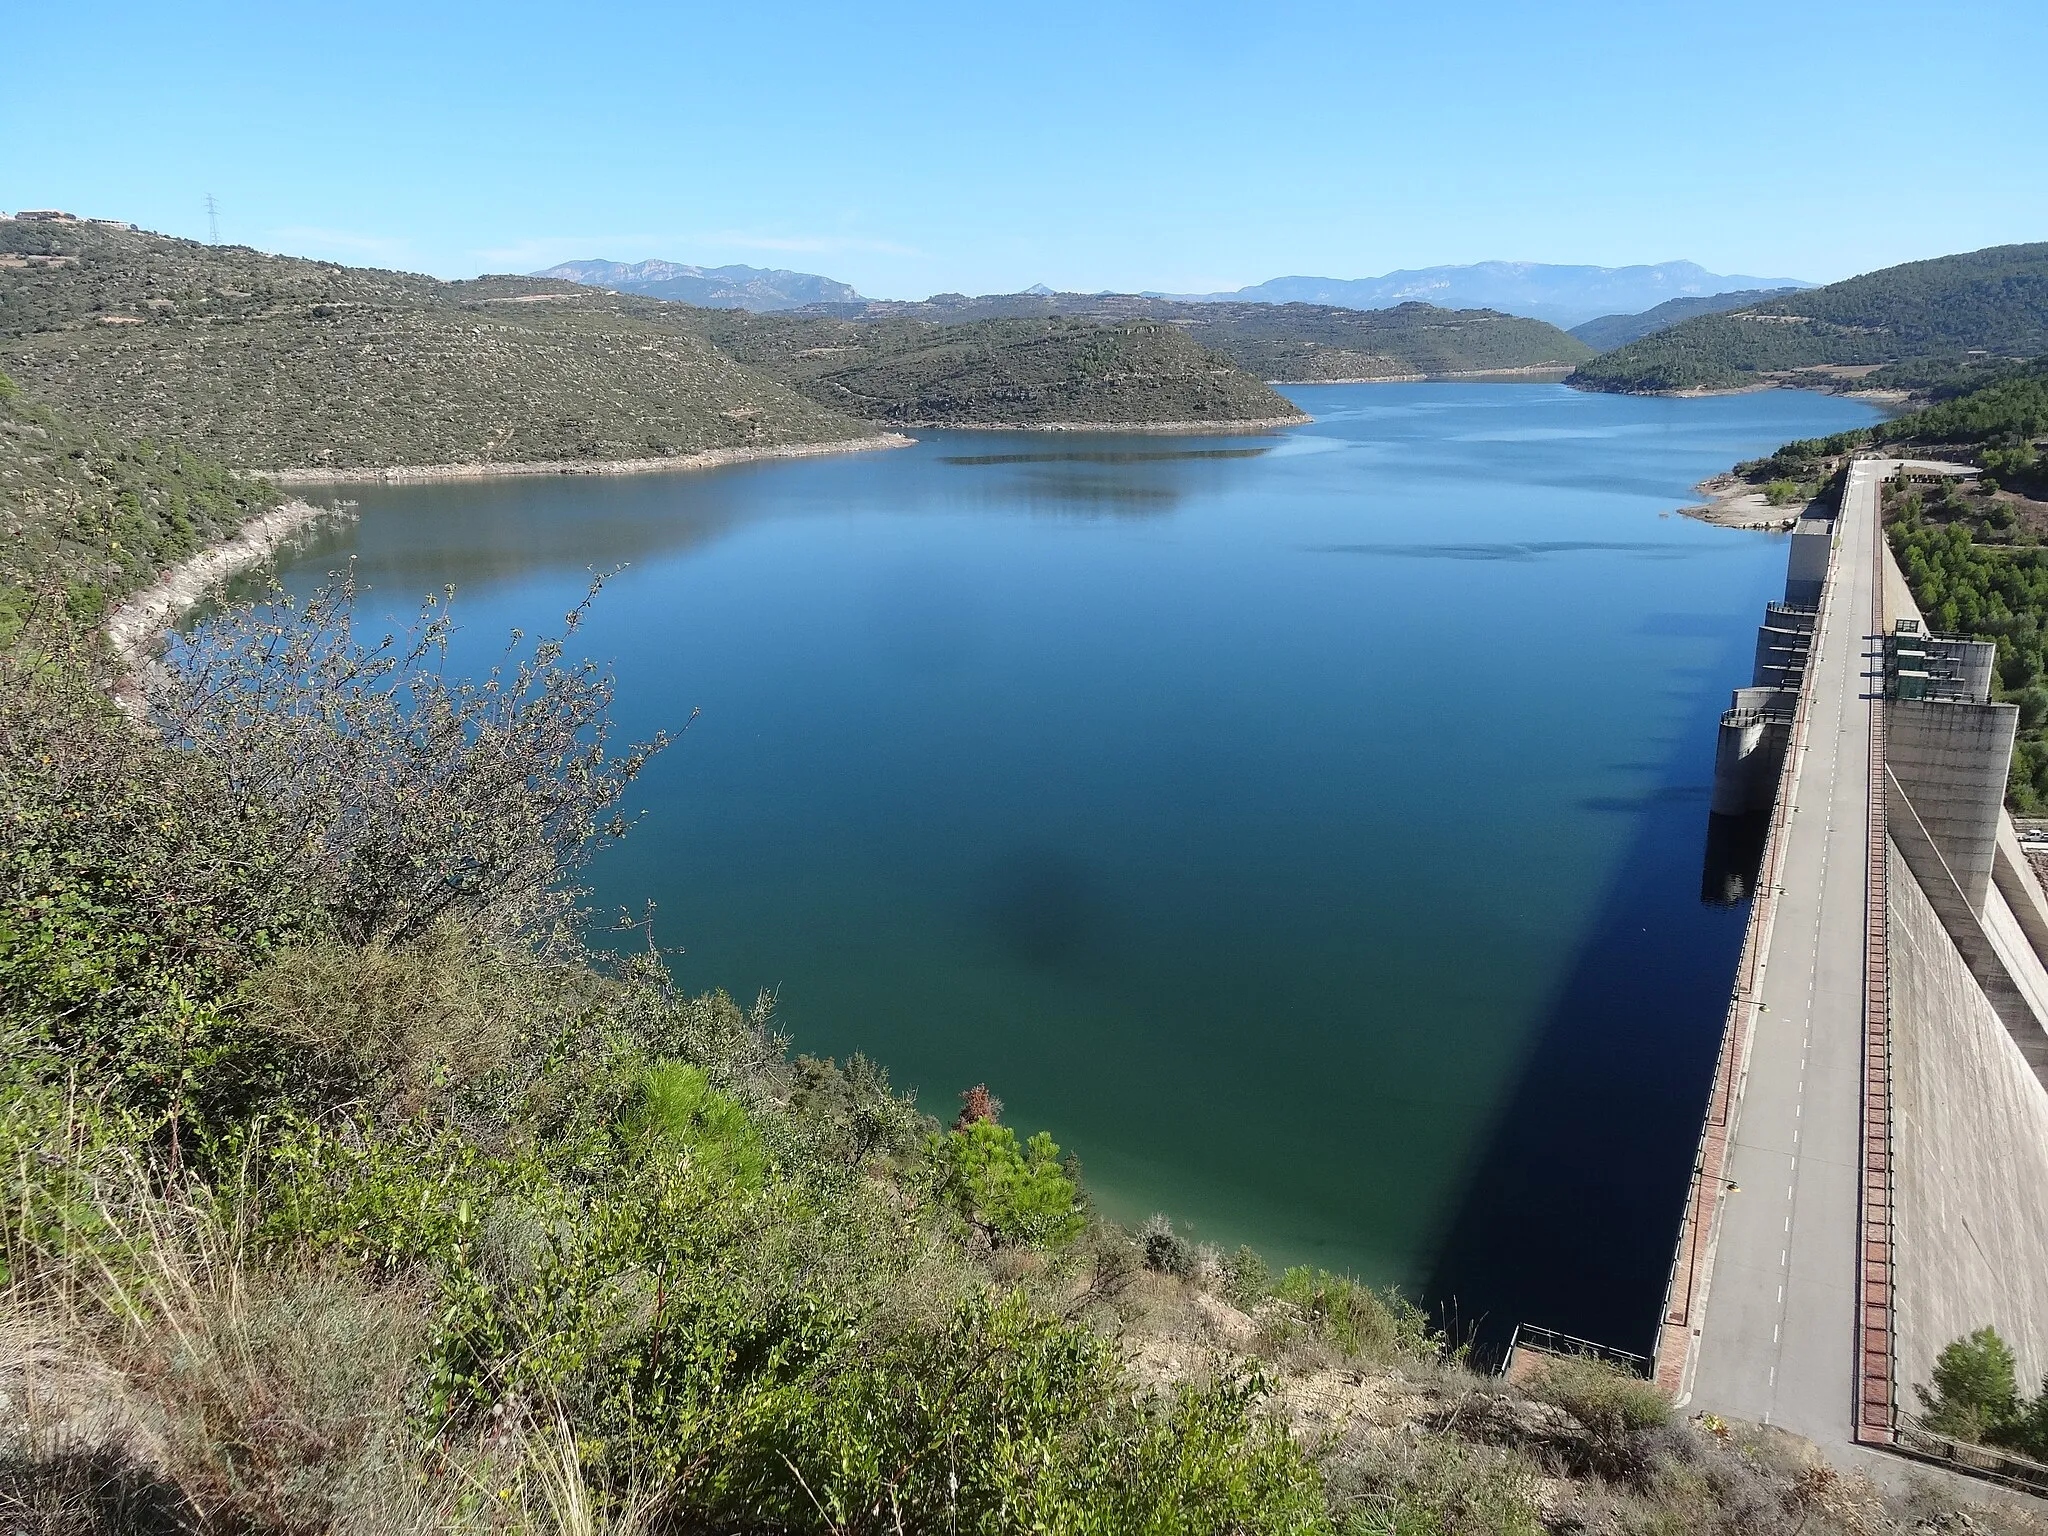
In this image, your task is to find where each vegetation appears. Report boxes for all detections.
[1570,243,2048,393]
[0,368,2029,1535]
[0,369,280,632]
[689,308,1302,425]
[1567,288,1800,353]
[786,290,1593,380]
[1914,1326,2048,1461]
[0,220,1299,462]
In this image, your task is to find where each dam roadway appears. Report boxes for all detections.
[1679,459,1889,1447]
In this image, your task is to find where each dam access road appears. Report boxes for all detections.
[1682,459,1888,1450]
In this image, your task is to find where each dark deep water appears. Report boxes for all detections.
[253,382,1881,1355]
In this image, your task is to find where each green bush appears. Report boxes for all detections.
[1917,1326,2021,1442]
[935,1120,1085,1248]
[1526,1353,1670,1439]
[1272,1268,1438,1363]
[625,1061,768,1188]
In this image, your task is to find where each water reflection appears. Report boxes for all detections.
[1699,812,1770,906]
[1305,540,1690,562]
[939,448,1272,466]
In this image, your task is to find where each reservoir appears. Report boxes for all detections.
[254,382,1881,1352]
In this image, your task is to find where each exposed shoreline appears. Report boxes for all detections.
[887,414,1310,434]
[1269,365,1578,385]
[262,432,915,485]
[1677,471,1803,530]
[106,498,350,709]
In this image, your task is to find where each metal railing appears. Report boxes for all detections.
[1504,1323,1653,1379]
[1856,466,1899,1444]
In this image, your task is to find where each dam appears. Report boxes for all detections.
[1657,458,2048,1477]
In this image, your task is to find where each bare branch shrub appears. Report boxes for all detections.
[150,570,668,949]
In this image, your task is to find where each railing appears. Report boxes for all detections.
[1895,1420,2048,1495]
[1856,465,1899,1444]
[1504,1323,1653,1379]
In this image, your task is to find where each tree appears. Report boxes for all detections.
[1917,1326,2020,1441]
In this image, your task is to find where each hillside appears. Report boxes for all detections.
[536,257,863,310]
[1570,288,1799,352]
[1165,261,1814,329]
[0,369,278,627]
[681,308,1303,425]
[786,291,1591,380]
[0,220,863,471]
[1570,243,2048,394]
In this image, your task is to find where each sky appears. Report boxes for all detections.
[5,0,2044,300]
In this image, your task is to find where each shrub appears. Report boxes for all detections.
[625,1061,768,1188]
[1272,1268,1438,1364]
[1224,1244,1273,1307]
[935,1120,1085,1247]
[1525,1353,1671,1483]
[1916,1326,2021,1442]
[152,573,668,949]
[1140,1214,1194,1278]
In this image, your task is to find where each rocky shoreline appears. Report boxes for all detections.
[105,497,350,710]
[908,413,1309,433]
[262,432,915,484]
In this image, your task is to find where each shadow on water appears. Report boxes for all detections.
[1700,812,1770,908]
[1421,752,1755,1364]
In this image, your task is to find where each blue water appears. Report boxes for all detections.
[256,382,1881,1351]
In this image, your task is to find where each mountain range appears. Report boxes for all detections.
[540,257,1814,328]
[534,258,864,310]
[1153,262,1816,329]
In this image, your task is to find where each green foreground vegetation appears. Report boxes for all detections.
[2,364,2033,1532]
[1570,243,2048,394]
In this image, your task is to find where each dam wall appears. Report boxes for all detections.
[1889,840,2048,1396]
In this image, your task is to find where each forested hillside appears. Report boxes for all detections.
[797,292,1593,379]
[1570,244,2048,393]
[0,220,1296,465]
[1568,289,1797,353]
[0,221,860,470]
[680,309,1303,425]
[0,369,279,628]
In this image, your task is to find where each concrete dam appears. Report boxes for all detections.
[1647,459,2048,1476]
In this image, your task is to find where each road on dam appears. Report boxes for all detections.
[1687,460,1888,1448]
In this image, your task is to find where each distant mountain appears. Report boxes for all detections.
[1155,262,1815,330]
[1570,243,2048,395]
[1569,289,1801,352]
[536,258,863,311]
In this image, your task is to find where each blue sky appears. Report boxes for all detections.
[6,0,2043,299]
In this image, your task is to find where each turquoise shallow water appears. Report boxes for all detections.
[255,382,1881,1349]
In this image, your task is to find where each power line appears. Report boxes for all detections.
[205,193,219,245]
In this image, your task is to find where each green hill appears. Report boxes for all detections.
[682,309,1303,426]
[0,221,1301,462]
[0,220,863,471]
[0,369,279,627]
[1568,288,1797,353]
[797,291,1591,381]
[1569,243,2048,394]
